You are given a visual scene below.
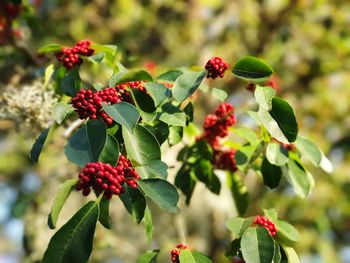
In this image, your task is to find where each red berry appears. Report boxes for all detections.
[212,149,237,172]
[205,57,229,79]
[253,216,278,236]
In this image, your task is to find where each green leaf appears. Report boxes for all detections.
[120,186,146,223]
[131,88,156,113]
[232,127,258,145]
[254,85,276,110]
[143,121,170,145]
[172,70,206,102]
[192,251,213,263]
[179,249,195,263]
[48,178,79,229]
[227,172,249,216]
[98,198,110,229]
[122,125,161,165]
[42,201,99,263]
[30,128,49,162]
[60,68,81,97]
[91,44,117,67]
[225,217,254,239]
[286,160,314,198]
[38,43,62,53]
[52,102,74,125]
[98,134,120,166]
[241,227,275,263]
[258,108,289,144]
[211,88,228,102]
[102,102,140,132]
[263,209,278,223]
[273,240,282,263]
[235,142,262,171]
[194,160,220,194]
[137,249,159,263]
[134,160,168,179]
[175,165,196,205]
[232,56,274,82]
[157,69,183,82]
[64,120,106,167]
[319,152,333,173]
[280,244,300,263]
[295,136,322,165]
[143,82,171,107]
[138,179,179,213]
[110,70,153,87]
[168,126,183,146]
[266,143,289,166]
[86,52,105,64]
[276,220,301,246]
[270,98,298,143]
[143,206,153,243]
[158,102,187,127]
[44,64,55,88]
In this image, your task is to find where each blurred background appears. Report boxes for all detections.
[1,0,350,262]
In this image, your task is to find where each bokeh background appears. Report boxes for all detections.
[1,0,350,262]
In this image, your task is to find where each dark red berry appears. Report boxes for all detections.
[170,243,189,263]
[205,57,229,79]
[76,155,140,199]
[114,81,146,103]
[212,149,237,172]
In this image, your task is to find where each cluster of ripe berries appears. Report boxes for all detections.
[0,2,22,45]
[202,102,237,172]
[170,243,189,263]
[76,155,140,200]
[253,216,278,236]
[55,40,94,69]
[71,81,145,125]
[205,57,229,79]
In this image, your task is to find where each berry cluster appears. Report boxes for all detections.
[115,81,145,103]
[170,243,189,263]
[203,102,236,148]
[1,2,22,19]
[71,88,120,125]
[253,216,277,236]
[0,2,22,45]
[205,57,229,79]
[55,40,94,69]
[76,155,140,200]
[212,149,237,172]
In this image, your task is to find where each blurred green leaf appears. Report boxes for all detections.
[254,85,276,110]
[137,249,159,263]
[211,88,228,102]
[30,128,50,162]
[38,43,62,53]
[110,70,153,86]
[175,165,196,205]
[192,251,212,263]
[120,186,146,223]
[157,69,183,82]
[286,160,314,198]
[280,244,300,263]
[52,102,74,125]
[227,172,249,216]
[60,68,81,97]
[295,136,322,165]
[143,206,153,243]
[225,217,254,239]
[276,220,301,245]
[168,126,183,146]
[98,198,110,229]
[266,143,289,166]
[261,157,282,189]
[179,249,196,263]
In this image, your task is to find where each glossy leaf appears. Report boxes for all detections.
[175,165,196,205]
[143,121,170,145]
[280,244,300,263]
[131,88,156,113]
[286,160,314,198]
[270,97,298,143]
[48,178,79,229]
[122,125,161,165]
[42,201,99,263]
[137,250,159,263]
[258,108,289,144]
[192,251,213,263]
[64,120,106,167]
[194,160,220,194]
[120,186,146,223]
[138,179,179,213]
[227,172,249,216]
[158,102,187,127]
[179,249,195,263]
[52,102,74,125]
[30,128,50,162]
[98,134,120,166]
[225,217,254,239]
[235,142,262,171]
[38,43,62,53]
[276,220,301,245]
[60,68,81,97]
[110,70,153,86]
[261,157,282,189]
[295,136,322,165]
[157,69,183,82]
[98,198,110,229]
[266,143,289,166]
[102,102,140,132]
[273,240,282,263]
[168,126,183,146]
[134,160,168,179]
[254,85,276,110]
[143,82,171,107]
[241,227,275,263]
[172,70,206,102]
[91,44,117,66]
[232,56,274,82]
